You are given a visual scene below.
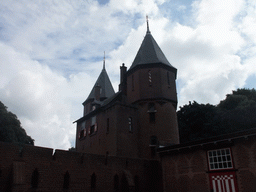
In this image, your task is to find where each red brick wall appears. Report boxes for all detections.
[0,141,162,192]
[161,135,256,192]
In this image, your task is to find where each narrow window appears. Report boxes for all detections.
[31,168,39,188]
[167,72,170,86]
[150,136,158,145]
[134,175,139,192]
[148,70,152,86]
[91,173,96,190]
[128,117,132,132]
[63,171,70,189]
[114,174,119,191]
[132,75,134,91]
[106,118,109,133]
[148,103,156,123]
[90,116,97,135]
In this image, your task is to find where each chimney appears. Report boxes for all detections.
[119,63,127,92]
[94,83,101,101]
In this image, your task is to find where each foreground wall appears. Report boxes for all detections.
[160,130,256,192]
[0,142,162,192]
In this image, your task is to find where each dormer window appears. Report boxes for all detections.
[79,121,86,139]
[89,116,97,135]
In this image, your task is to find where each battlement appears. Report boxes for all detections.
[0,141,162,192]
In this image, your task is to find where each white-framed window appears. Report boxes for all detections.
[208,148,233,170]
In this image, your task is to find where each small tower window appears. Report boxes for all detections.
[31,168,39,188]
[91,173,96,190]
[106,118,110,133]
[114,174,119,191]
[128,117,133,132]
[148,103,156,123]
[167,72,170,86]
[63,171,70,189]
[132,75,134,91]
[148,70,152,86]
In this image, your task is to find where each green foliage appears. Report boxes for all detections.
[178,88,256,143]
[0,101,34,145]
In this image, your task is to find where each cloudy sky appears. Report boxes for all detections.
[1,0,256,150]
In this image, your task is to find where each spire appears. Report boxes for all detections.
[84,61,115,104]
[146,15,150,33]
[103,51,106,69]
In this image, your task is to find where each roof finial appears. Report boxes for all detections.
[103,51,105,69]
[146,15,150,33]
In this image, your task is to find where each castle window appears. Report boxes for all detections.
[89,116,97,135]
[63,171,70,189]
[167,72,170,86]
[148,103,156,123]
[148,70,152,86]
[91,173,96,190]
[114,174,119,191]
[106,118,109,133]
[134,175,139,192]
[128,117,133,132]
[208,148,233,170]
[132,75,134,91]
[150,135,158,146]
[31,168,39,188]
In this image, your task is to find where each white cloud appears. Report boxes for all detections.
[1,0,256,149]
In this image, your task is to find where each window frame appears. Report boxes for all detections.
[207,148,234,171]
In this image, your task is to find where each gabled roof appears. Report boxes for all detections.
[83,66,115,104]
[129,30,175,71]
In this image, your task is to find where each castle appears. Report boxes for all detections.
[74,20,179,159]
[1,21,256,192]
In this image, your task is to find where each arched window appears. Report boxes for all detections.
[134,175,139,192]
[114,174,119,191]
[91,173,96,190]
[31,168,39,188]
[121,174,129,192]
[63,171,70,189]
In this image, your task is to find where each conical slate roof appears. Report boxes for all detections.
[84,66,115,104]
[129,30,174,70]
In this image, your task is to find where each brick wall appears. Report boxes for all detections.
[0,142,162,192]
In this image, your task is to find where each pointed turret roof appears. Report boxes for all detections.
[83,63,115,105]
[129,19,175,72]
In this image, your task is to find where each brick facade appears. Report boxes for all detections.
[0,141,162,192]
[159,129,256,192]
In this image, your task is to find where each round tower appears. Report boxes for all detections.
[126,20,179,159]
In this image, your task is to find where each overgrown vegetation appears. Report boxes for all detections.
[0,101,34,145]
[178,88,256,143]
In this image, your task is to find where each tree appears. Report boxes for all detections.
[178,88,256,143]
[178,101,222,143]
[0,101,34,145]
